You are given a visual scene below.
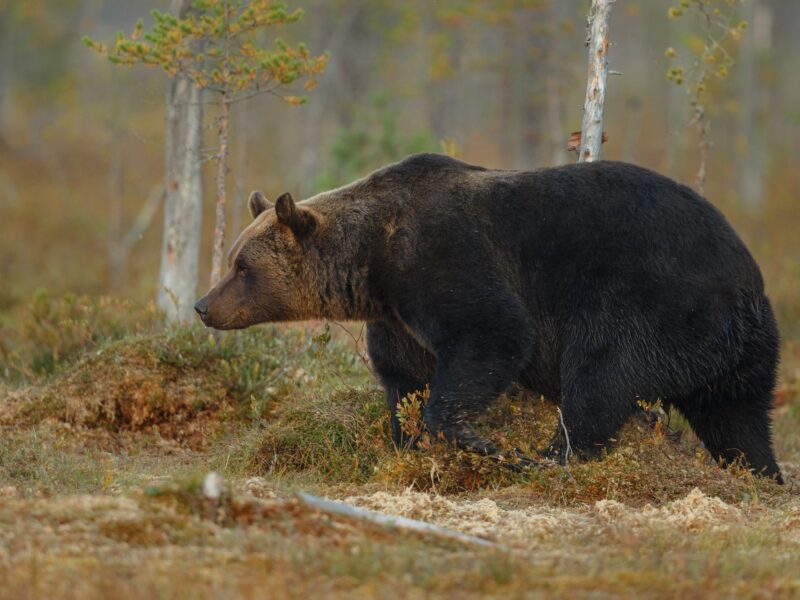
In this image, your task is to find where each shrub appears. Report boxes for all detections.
[0,291,160,381]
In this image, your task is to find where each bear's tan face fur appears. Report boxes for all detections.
[194,191,323,330]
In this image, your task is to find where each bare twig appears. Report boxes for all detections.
[557,407,573,464]
[109,184,165,287]
[119,185,165,256]
[329,320,375,376]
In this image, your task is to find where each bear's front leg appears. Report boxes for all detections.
[422,328,535,463]
[366,320,436,448]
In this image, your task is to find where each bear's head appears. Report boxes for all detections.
[193,190,324,330]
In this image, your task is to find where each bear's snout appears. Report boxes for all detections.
[194,298,209,322]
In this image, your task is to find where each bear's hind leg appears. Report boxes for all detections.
[676,386,782,483]
[674,310,783,484]
[545,365,639,463]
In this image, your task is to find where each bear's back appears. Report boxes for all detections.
[375,155,764,297]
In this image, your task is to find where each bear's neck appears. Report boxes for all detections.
[317,262,383,322]
[304,208,385,322]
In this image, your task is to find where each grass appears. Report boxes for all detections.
[1,295,799,598]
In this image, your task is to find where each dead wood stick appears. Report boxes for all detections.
[296,492,505,550]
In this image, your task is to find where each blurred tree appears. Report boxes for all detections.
[86,0,327,303]
[378,1,545,164]
[87,0,204,323]
[665,0,745,193]
[293,2,371,193]
[314,95,435,191]
[737,0,771,209]
[0,0,83,149]
[542,0,573,166]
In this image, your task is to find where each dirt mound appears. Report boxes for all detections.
[1,336,236,449]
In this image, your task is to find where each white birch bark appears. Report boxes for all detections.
[578,0,613,163]
[157,0,204,323]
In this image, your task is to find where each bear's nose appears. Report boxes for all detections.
[194,300,208,320]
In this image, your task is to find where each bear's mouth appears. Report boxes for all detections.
[211,307,252,331]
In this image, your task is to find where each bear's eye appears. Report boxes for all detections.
[236,264,248,276]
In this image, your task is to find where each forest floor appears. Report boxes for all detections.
[1,296,800,599]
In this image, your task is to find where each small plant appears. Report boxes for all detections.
[395,385,431,444]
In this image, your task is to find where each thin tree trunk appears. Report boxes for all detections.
[738,0,771,210]
[545,73,567,166]
[111,185,164,289]
[543,1,569,167]
[621,96,642,163]
[0,12,12,148]
[578,0,613,163]
[694,111,709,195]
[231,101,248,238]
[663,77,684,176]
[158,0,204,323]
[107,128,125,289]
[210,94,230,287]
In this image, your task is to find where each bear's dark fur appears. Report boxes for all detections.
[196,153,782,482]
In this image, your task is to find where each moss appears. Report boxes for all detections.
[251,387,391,482]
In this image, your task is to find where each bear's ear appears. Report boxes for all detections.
[275,192,319,238]
[248,191,272,219]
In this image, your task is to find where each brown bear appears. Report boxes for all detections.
[194,153,782,482]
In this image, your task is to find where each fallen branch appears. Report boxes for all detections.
[109,184,165,288]
[118,184,165,256]
[296,492,505,550]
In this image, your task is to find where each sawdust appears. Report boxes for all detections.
[343,487,749,546]
[344,488,588,544]
[595,487,742,532]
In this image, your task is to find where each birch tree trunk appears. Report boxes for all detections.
[578,0,613,163]
[157,0,204,323]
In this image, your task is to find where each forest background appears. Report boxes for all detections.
[1,2,800,597]
[1,0,798,333]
